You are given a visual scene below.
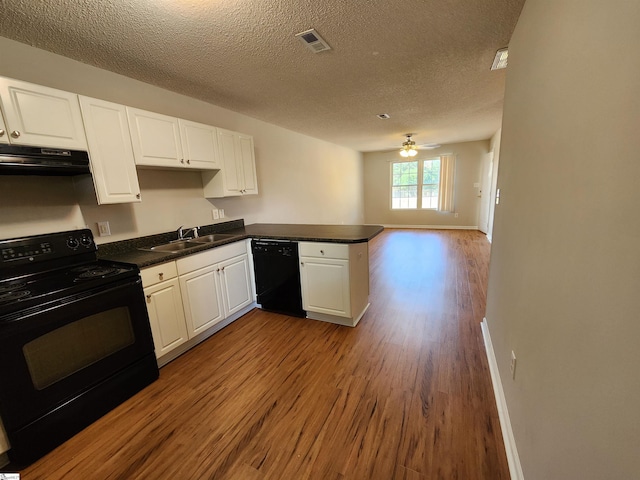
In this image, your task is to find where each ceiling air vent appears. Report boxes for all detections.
[295,29,331,53]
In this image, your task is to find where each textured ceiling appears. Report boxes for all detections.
[0,0,525,152]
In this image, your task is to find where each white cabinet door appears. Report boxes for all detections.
[0,77,87,149]
[144,278,188,358]
[0,113,8,144]
[219,254,253,316]
[79,96,141,204]
[237,133,258,195]
[180,264,225,337]
[179,119,219,170]
[202,128,258,198]
[300,256,351,318]
[127,107,183,168]
[218,128,242,194]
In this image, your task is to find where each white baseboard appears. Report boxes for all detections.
[481,318,525,480]
[381,224,479,230]
[157,303,256,368]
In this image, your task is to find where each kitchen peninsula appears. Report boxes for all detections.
[98,221,383,366]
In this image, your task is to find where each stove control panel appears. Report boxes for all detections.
[0,229,96,266]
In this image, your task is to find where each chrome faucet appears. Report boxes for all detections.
[176,225,199,240]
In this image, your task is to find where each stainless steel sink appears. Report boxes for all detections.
[139,240,204,253]
[190,234,238,243]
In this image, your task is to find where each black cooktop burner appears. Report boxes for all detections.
[0,281,27,294]
[0,289,30,305]
[72,265,120,281]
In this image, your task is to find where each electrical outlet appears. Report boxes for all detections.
[212,209,219,220]
[97,221,111,237]
[510,351,517,380]
[219,209,225,218]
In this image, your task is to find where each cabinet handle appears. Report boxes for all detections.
[0,129,4,137]
[10,130,20,138]
[158,272,164,281]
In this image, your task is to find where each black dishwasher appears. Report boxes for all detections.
[251,239,305,317]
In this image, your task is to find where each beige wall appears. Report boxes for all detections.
[485,1,640,479]
[0,37,364,243]
[363,141,487,228]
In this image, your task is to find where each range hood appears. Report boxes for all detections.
[0,144,90,176]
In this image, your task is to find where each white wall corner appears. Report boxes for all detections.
[481,318,525,480]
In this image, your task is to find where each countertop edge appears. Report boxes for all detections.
[99,223,384,269]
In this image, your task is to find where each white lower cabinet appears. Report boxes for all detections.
[299,241,370,327]
[141,241,255,365]
[179,264,226,337]
[141,262,188,359]
[177,242,253,337]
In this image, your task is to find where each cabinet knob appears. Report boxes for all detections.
[186,159,191,164]
[10,130,20,138]
[180,159,185,164]
[320,250,324,255]
[0,129,4,137]
[300,262,304,266]
[136,193,141,199]
[158,272,164,280]
[146,294,151,301]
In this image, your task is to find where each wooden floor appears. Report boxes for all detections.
[18,229,509,479]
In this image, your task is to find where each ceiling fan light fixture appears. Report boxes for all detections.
[399,134,418,157]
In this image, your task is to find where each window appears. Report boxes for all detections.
[391,154,456,211]
[392,158,440,209]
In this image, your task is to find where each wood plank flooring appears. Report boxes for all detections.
[17,229,509,479]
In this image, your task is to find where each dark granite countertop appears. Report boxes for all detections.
[97,221,383,269]
[223,223,383,243]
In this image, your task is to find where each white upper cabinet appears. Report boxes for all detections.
[0,112,8,144]
[0,76,87,150]
[127,107,219,170]
[79,96,141,204]
[202,128,258,197]
[179,119,219,170]
[126,107,183,168]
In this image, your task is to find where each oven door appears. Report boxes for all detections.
[0,277,156,434]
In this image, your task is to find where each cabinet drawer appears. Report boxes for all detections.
[141,261,178,287]
[299,242,349,260]
[176,240,247,276]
